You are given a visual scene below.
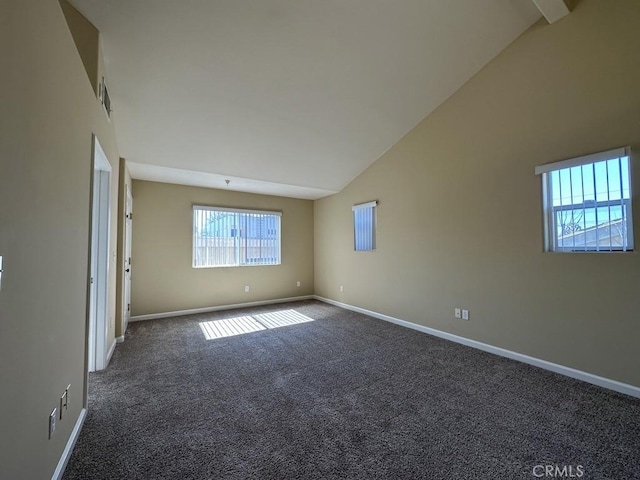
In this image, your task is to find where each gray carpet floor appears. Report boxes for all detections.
[63,300,640,479]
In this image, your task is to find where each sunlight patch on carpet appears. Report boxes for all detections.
[253,310,315,329]
[199,315,265,340]
[199,309,314,340]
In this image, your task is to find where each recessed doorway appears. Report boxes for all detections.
[87,135,111,372]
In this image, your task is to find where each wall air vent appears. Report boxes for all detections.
[99,77,112,119]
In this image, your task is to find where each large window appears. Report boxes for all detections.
[193,206,281,267]
[535,147,633,252]
[353,201,377,251]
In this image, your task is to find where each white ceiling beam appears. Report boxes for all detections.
[532,0,571,24]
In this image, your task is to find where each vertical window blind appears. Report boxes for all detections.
[193,206,281,267]
[353,201,377,251]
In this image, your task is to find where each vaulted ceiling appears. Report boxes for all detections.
[70,0,562,199]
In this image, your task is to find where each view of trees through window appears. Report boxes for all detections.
[549,156,632,251]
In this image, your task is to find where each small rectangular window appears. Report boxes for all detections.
[193,206,281,267]
[535,147,633,252]
[353,201,377,251]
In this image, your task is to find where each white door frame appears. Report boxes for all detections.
[123,184,133,332]
[87,135,111,372]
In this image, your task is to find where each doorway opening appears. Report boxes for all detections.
[87,135,111,372]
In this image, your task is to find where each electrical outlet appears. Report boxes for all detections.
[454,308,461,319]
[462,309,469,321]
[244,285,250,293]
[339,285,344,292]
[49,408,57,439]
[296,281,301,287]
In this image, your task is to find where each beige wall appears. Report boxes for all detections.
[131,181,314,316]
[0,1,121,478]
[315,0,640,388]
[59,0,99,95]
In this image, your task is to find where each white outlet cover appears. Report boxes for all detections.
[244,286,250,292]
[454,308,461,318]
[462,309,469,320]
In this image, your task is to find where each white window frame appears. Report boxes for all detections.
[353,201,377,251]
[192,205,282,268]
[535,146,634,253]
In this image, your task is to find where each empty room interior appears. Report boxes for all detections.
[2,0,640,479]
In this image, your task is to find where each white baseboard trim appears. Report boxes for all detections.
[129,295,315,322]
[116,335,125,344]
[51,408,87,480]
[313,296,640,399]
[106,338,117,364]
